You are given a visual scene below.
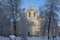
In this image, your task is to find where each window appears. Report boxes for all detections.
[34,12,35,17]
[29,12,31,17]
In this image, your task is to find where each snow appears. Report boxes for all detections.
[0,36,60,40]
[9,35,16,40]
[0,36,9,40]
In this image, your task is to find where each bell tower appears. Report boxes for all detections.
[27,5,36,19]
[27,5,40,36]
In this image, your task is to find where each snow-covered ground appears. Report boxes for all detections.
[0,36,60,40]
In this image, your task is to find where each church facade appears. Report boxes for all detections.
[27,5,40,36]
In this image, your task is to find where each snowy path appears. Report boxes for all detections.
[0,36,60,40]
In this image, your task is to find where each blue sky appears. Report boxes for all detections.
[22,0,46,10]
[21,0,60,24]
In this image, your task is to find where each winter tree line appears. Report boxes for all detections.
[0,0,60,40]
[0,0,33,40]
[38,0,60,40]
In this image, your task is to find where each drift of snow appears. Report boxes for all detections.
[0,36,60,40]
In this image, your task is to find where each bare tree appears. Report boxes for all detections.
[19,8,29,40]
[0,0,22,40]
[6,0,22,35]
[0,0,11,37]
[38,7,48,37]
[6,0,22,40]
[44,0,60,40]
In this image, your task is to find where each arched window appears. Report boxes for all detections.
[29,12,31,17]
[34,12,35,17]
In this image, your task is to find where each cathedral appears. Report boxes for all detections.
[26,5,58,36]
[27,5,40,36]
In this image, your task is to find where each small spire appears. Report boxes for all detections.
[29,4,34,8]
[30,4,33,7]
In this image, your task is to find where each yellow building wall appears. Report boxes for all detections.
[27,5,40,36]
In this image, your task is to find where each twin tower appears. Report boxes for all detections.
[27,5,40,36]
